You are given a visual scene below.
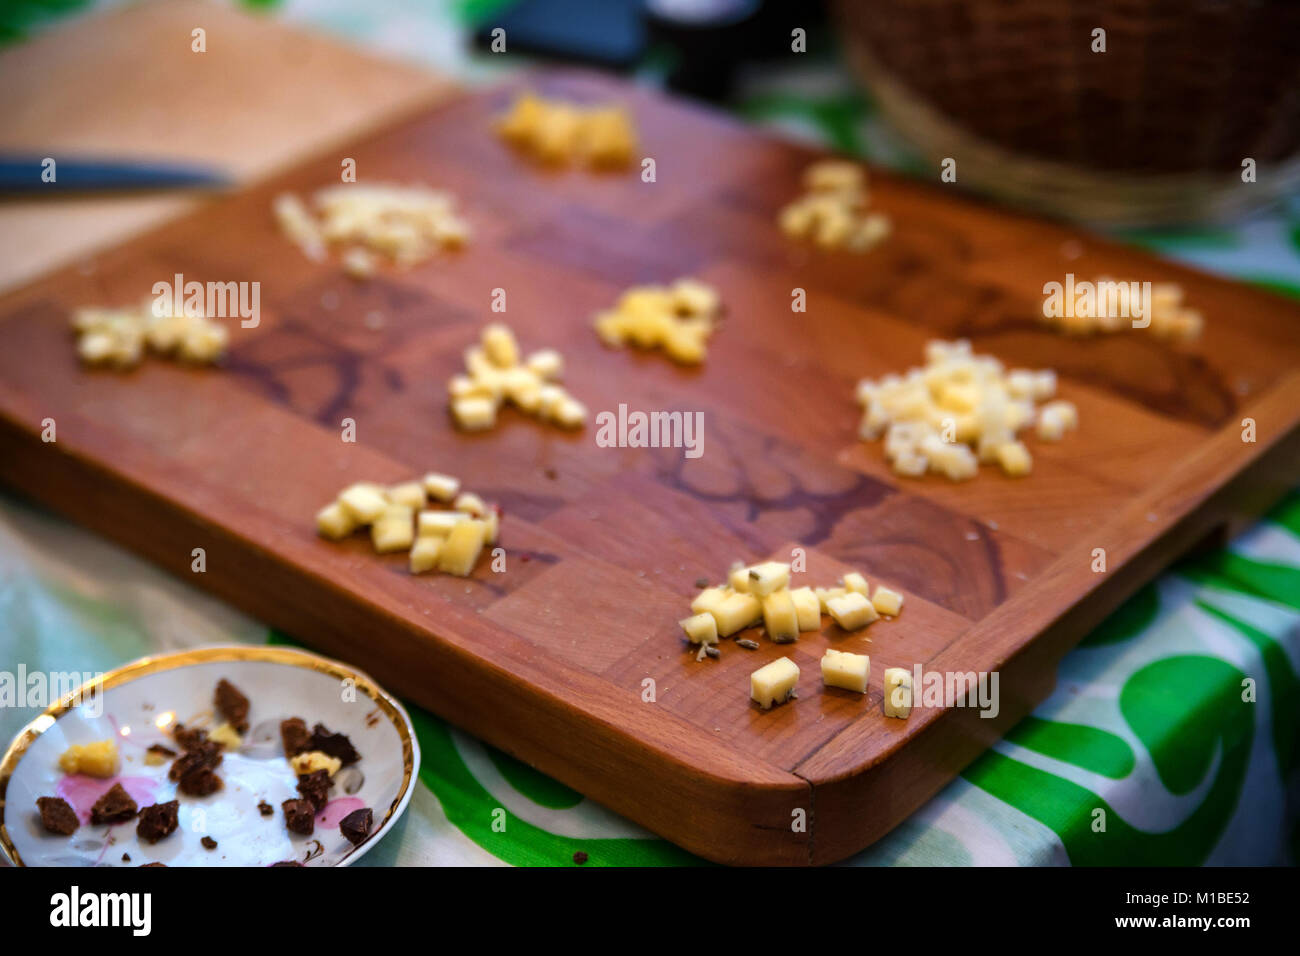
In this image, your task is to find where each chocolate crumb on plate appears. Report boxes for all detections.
[139,862,167,868]
[339,807,373,846]
[146,744,176,760]
[296,770,332,813]
[257,800,274,817]
[573,851,589,865]
[90,783,138,825]
[282,798,315,836]
[201,836,217,850]
[122,853,131,862]
[280,717,312,758]
[308,723,360,766]
[270,860,303,867]
[169,740,223,796]
[36,796,79,835]
[136,800,180,843]
[171,724,210,752]
[213,678,250,734]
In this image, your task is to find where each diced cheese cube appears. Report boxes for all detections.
[712,593,763,637]
[371,505,415,553]
[750,657,799,710]
[409,536,442,574]
[842,572,869,596]
[58,740,119,778]
[454,492,488,517]
[316,501,358,540]
[338,483,389,524]
[761,589,800,643]
[871,586,904,617]
[417,510,466,537]
[525,349,563,380]
[746,561,790,597]
[995,440,1033,477]
[483,508,500,545]
[821,649,870,693]
[387,481,426,510]
[679,612,718,645]
[883,667,913,718]
[482,323,520,368]
[690,586,729,618]
[452,396,497,431]
[437,518,487,576]
[423,472,460,502]
[789,586,821,631]
[827,591,879,631]
[209,723,243,750]
[815,586,847,613]
[728,563,751,593]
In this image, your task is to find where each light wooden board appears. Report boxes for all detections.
[1,72,1298,865]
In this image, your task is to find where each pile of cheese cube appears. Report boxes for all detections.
[778,160,891,252]
[680,561,903,661]
[593,278,721,365]
[751,654,913,718]
[316,471,498,577]
[273,183,470,275]
[495,92,638,169]
[856,339,1078,480]
[449,323,586,431]
[1041,278,1202,340]
[72,302,228,369]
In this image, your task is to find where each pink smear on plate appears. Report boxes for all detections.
[316,797,365,828]
[56,775,157,824]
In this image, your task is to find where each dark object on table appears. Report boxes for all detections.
[90,783,138,825]
[37,796,79,835]
[339,808,373,847]
[473,0,645,70]
[0,154,230,195]
[136,800,180,843]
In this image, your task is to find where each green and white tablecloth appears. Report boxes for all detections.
[2,0,1298,866]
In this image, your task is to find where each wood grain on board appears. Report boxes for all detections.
[1,72,1298,864]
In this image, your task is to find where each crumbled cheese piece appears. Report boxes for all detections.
[679,612,718,645]
[712,593,764,637]
[423,472,461,502]
[58,740,119,778]
[690,586,730,619]
[1040,278,1202,340]
[827,591,879,631]
[453,492,488,517]
[779,160,890,253]
[371,504,415,553]
[418,509,466,537]
[883,667,913,718]
[409,536,442,574]
[821,649,870,693]
[437,518,487,576]
[761,589,800,643]
[871,586,904,617]
[71,302,227,370]
[276,183,470,270]
[815,586,847,613]
[496,92,638,169]
[290,750,342,777]
[208,722,242,750]
[449,323,586,432]
[856,339,1076,481]
[593,278,722,365]
[338,483,389,524]
[750,657,799,709]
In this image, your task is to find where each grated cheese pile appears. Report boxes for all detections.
[72,302,228,369]
[273,183,469,273]
[495,92,638,169]
[856,339,1078,480]
[316,471,499,577]
[778,160,891,252]
[593,278,721,365]
[449,322,586,431]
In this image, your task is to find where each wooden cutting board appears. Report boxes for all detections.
[2,71,1298,866]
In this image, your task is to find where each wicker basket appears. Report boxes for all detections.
[834,0,1300,226]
